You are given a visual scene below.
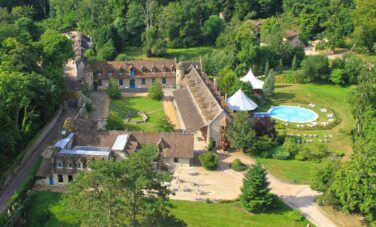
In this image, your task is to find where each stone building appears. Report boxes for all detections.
[84,60,177,90]
[173,64,231,149]
[35,131,194,186]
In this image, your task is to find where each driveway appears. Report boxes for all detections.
[171,151,336,227]
[87,91,109,130]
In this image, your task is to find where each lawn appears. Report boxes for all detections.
[110,96,165,132]
[23,191,309,227]
[270,83,355,157]
[257,158,326,184]
[122,46,215,61]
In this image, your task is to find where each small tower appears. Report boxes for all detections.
[176,62,185,88]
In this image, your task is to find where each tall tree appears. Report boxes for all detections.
[353,0,376,52]
[263,69,275,98]
[61,145,183,226]
[226,111,256,152]
[241,162,273,213]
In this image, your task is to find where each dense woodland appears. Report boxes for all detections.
[0,0,375,224]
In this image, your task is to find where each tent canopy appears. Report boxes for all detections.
[240,68,264,89]
[227,89,258,111]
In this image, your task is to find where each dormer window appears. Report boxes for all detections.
[171,65,176,72]
[130,68,136,77]
[77,162,83,169]
[67,163,73,169]
[96,70,102,76]
[108,67,112,75]
[57,162,63,168]
[119,67,125,75]
[162,65,167,72]
[141,66,146,73]
[151,65,156,72]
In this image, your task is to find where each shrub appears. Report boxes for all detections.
[155,116,174,132]
[253,117,277,139]
[287,210,304,222]
[281,70,305,83]
[330,68,346,85]
[106,112,125,130]
[148,82,163,100]
[199,152,218,170]
[115,53,132,61]
[281,137,299,156]
[272,149,291,160]
[253,135,276,156]
[207,138,215,151]
[107,79,121,99]
[231,158,248,171]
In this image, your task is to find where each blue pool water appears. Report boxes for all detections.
[255,106,318,123]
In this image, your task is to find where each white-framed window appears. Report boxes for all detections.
[162,78,167,85]
[119,79,123,86]
[97,80,102,86]
[67,163,73,169]
[57,162,63,168]
[77,162,83,169]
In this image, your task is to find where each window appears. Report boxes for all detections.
[130,68,136,77]
[58,175,63,183]
[119,67,124,74]
[151,66,156,72]
[119,79,123,86]
[141,78,146,85]
[96,70,102,75]
[68,175,73,182]
[152,78,156,83]
[171,66,176,72]
[67,163,73,169]
[57,162,63,168]
[174,158,179,163]
[97,80,102,86]
[77,162,83,169]
[108,68,112,74]
[162,78,167,85]
[141,66,146,73]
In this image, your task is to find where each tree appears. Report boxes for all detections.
[97,40,116,60]
[291,55,297,71]
[202,49,235,76]
[203,15,225,44]
[226,111,256,152]
[301,55,330,82]
[61,145,183,226]
[156,116,174,132]
[142,27,166,57]
[264,60,270,76]
[263,69,275,98]
[353,0,376,52]
[277,58,283,73]
[63,117,74,132]
[148,81,163,100]
[252,117,277,139]
[329,68,345,85]
[107,78,121,99]
[217,67,238,95]
[241,162,273,213]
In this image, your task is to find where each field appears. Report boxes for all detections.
[110,96,165,132]
[23,191,309,227]
[122,46,214,61]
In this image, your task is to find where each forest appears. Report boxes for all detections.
[0,0,375,225]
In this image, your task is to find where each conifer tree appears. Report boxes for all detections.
[241,162,273,213]
[277,58,283,73]
[263,69,275,98]
[291,55,297,71]
[264,60,270,76]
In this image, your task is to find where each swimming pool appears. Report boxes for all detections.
[255,106,318,123]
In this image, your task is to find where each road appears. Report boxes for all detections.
[227,152,337,227]
[0,109,75,213]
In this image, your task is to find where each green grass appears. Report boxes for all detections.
[257,158,326,184]
[23,192,81,227]
[23,192,309,227]
[170,200,309,227]
[269,83,355,157]
[123,46,215,61]
[110,96,165,132]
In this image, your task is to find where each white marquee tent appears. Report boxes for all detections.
[240,68,264,89]
[227,89,258,111]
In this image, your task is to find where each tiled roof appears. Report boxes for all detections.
[173,87,206,132]
[86,60,177,79]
